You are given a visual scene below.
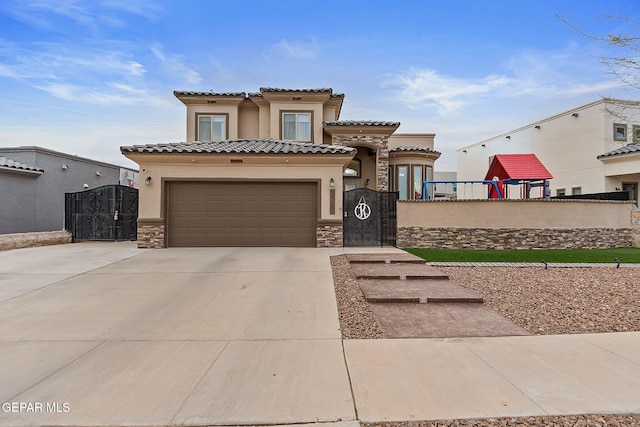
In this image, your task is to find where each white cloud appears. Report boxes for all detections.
[388,46,627,118]
[273,38,318,59]
[389,69,513,114]
[34,82,171,106]
[151,44,201,84]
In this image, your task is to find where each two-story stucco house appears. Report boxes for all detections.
[121,87,440,248]
[457,98,640,204]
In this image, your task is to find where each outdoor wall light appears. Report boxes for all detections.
[481,144,486,147]
[505,135,511,139]
[145,176,152,186]
[95,170,101,176]
[462,150,467,153]
[83,184,89,189]
[572,113,579,117]
[535,125,541,129]
[61,164,69,170]
[329,178,335,188]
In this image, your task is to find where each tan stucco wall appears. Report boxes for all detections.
[388,134,436,150]
[186,104,240,141]
[267,102,325,143]
[238,105,259,139]
[129,154,349,222]
[398,200,634,229]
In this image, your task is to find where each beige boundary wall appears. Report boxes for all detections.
[397,200,640,249]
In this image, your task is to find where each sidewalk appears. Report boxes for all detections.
[345,332,640,422]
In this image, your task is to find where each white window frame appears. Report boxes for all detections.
[614,123,627,142]
[282,112,312,142]
[633,125,640,144]
[197,114,227,142]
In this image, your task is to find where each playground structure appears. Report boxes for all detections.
[421,153,553,200]
[422,178,550,200]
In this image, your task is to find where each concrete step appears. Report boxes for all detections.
[351,263,449,280]
[345,253,426,264]
[358,279,484,304]
[369,303,532,339]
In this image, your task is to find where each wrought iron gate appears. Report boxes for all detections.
[343,188,398,247]
[65,185,138,241]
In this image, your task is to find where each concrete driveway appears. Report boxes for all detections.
[3,243,640,426]
[0,243,355,426]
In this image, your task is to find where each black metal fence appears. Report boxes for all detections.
[65,185,138,242]
[552,190,631,201]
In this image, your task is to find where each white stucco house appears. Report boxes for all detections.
[457,98,640,205]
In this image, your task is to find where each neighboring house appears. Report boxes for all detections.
[457,99,640,204]
[0,146,138,234]
[121,87,440,248]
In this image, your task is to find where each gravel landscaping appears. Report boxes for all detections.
[363,414,640,427]
[331,256,640,338]
[442,267,640,335]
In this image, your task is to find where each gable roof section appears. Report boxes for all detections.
[484,154,553,180]
[597,143,640,159]
[0,155,44,176]
[120,139,356,155]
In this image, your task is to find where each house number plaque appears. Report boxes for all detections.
[354,196,371,220]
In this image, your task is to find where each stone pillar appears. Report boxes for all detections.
[377,146,389,191]
[316,221,343,247]
[632,206,640,248]
[137,218,165,248]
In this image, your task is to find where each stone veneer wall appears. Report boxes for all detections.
[633,207,640,248]
[397,226,634,249]
[0,230,72,251]
[331,135,389,191]
[316,222,343,247]
[137,222,165,249]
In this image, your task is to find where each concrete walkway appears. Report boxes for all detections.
[0,243,639,426]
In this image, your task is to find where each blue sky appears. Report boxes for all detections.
[1,0,639,170]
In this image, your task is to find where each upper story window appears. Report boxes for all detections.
[614,123,627,141]
[282,112,311,141]
[198,114,227,141]
[633,125,640,144]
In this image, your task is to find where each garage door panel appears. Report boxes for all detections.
[167,182,317,247]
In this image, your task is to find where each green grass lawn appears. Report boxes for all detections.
[404,247,640,263]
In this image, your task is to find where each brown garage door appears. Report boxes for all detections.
[167,181,317,247]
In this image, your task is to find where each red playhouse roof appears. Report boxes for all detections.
[484,154,553,181]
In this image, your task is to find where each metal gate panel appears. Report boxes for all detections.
[343,188,398,247]
[65,185,138,242]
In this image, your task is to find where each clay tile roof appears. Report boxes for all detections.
[259,87,333,94]
[389,146,441,155]
[120,139,356,155]
[0,156,44,174]
[597,143,640,159]
[323,120,400,127]
[173,91,246,97]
